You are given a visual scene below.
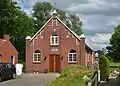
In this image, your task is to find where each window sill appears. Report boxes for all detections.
[68,61,77,64]
[50,44,59,46]
[33,62,41,64]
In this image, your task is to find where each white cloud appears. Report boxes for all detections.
[16,0,120,50]
[86,33,111,50]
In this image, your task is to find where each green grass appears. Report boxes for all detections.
[110,62,120,70]
[46,65,96,86]
[110,62,120,71]
[110,63,120,66]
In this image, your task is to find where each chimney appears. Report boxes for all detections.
[80,34,87,66]
[4,34,10,40]
[25,36,31,72]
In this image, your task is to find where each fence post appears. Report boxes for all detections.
[95,76,98,86]
[98,70,100,82]
[88,81,91,86]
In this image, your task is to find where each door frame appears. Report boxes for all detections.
[11,56,15,64]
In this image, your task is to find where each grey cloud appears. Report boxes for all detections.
[17,0,120,50]
[81,15,120,35]
[78,8,120,16]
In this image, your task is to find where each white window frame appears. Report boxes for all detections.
[50,36,59,45]
[68,52,77,63]
[33,53,41,63]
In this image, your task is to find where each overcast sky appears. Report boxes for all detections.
[17,0,120,51]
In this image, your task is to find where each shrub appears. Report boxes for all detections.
[46,65,95,86]
[99,55,110,81]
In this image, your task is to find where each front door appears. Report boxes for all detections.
[49,54,60,72]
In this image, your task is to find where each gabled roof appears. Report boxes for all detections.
[30,17,53,41]
[85,44,93,51]
[30,16,81,41]
[30,16,93,51]
[0,39,18,54]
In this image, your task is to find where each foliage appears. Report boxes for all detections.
[32,2,52,30]
[33,2,83,35]
[46,65,95,86]
[106,25,120,61]
[99,55,110,80]
[0,0,36,61]
[0,1,83,63]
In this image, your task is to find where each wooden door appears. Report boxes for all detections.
[49,54,60,72]
[49,55,54,72]
[55,55,60,72]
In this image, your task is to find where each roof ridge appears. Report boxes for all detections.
[30,16,81,41]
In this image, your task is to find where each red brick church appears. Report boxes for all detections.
[25,10,94,73]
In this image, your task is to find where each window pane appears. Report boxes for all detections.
[69,57,72,61]
[73,57,76,61]
[51,36,59,45]
[69,54,72,57]
[69,54,72,61]
[38,54,41,61]
[34,54,37,58]
[38,54,40,57]
[73,54,76,61]
[73,54,76,57]
[38,58,41,61]
[34,53,41,62]
[34,58,37,61]
[52,37,54,44]
[55,37,58,44]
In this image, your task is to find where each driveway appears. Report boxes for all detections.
[98,78,120,86]
[0,73,59,86]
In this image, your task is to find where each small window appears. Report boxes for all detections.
[33,50,41,63]
[50,32,59,45]
[68,49,77,63]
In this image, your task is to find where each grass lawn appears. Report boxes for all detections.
[46,65,96,86]
[110,63,120,71]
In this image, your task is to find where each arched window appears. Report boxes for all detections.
[33,50,41,62]
[68,49,77,63]
[50,32,59,45]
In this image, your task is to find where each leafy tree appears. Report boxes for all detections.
[32,2,53,30]
[0,0,36,61]
[32,2,83,35]
[99,55,110,81]
[106,25,120,61]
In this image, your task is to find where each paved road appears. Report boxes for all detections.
[98,78,120,86]
[0,73,59,86]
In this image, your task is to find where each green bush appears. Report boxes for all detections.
[46,65,95,86]
[99,55,110,81]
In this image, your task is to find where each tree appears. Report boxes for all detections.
[0,0,12,37]
[32,2,83,35]
[99,55,110,81]
[0,0,36,61]
[32,2,53,30]
[106,25,120,61]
